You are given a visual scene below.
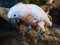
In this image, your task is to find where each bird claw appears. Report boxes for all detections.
[26,25,32,32]
[38,31,46,40]
[38,31,45,36]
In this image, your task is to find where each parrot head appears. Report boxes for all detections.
[7,8,21,24]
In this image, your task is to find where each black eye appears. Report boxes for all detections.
[14,14,16,16]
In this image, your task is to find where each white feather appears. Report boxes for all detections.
[7,3,52,26]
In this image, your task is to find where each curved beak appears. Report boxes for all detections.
[10,18,20,23]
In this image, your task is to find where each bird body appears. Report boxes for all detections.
[7,3,52,35]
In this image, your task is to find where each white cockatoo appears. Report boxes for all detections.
[7,3,52,35]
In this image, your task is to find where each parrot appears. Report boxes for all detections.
[7,2,52,35]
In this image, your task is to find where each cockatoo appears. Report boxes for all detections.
[7,3,52,35]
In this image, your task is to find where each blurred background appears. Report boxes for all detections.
[0,0,60,45]
[0,0,47,8]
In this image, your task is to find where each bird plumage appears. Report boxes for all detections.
[7,3,52,35]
